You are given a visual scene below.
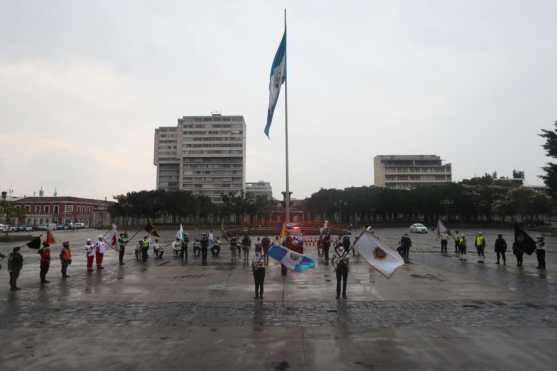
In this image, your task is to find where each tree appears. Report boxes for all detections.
[540,121,557,198]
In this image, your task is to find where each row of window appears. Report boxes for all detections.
[183,130,243,136]
[17,204,95,214]
[182,150,243,155]
[184,143,243,148]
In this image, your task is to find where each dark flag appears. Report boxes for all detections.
[514,224,536,255]
[144,222,160,238]
[26,237,41,249]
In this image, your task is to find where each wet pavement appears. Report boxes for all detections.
[0,228,556,370]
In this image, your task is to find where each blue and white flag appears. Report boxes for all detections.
[264,31,287,137]
[268,243,315,272]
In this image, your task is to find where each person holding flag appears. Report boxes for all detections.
[118,232,129,266]
[84,239,95,272]
[333,244,350,299]
[94,235,108,270]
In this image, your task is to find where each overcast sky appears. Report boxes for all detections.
[1,0,556,200]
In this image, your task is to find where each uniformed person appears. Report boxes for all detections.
[512,241,523,267]
[59,241,72,278]
[399,234,412,264]
[261,236,272,266]
[334,245,349,299]
[230,236,239,264]
[536,235,546,270]
[241,233,251,264]
[494,234,507,265]
[252,251,266,299]
[117,232,129,265]
[38,241,51,284]
[8,246,23,291]
[458,234,467,261]
[200,233,209,265]
[474,232,486,263]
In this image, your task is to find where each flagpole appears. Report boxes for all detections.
[284,8,290,226]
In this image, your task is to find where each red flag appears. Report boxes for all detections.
[46,230,56,245]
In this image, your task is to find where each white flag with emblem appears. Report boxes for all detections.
[353,230,404,278]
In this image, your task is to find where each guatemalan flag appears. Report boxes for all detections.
[268,243,315,272]
[264,30,286,138]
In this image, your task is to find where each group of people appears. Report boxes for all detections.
[439,231,547,269]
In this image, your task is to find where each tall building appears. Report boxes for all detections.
[374,155,452,190]
[245,181,273,201]
[154,113,246,203]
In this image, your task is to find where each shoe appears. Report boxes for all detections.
[97,266,104,270]
[120,262,125,265]
[343,294,347,299]
[254,295,259,299]
[10,287,18,291]
[496,262,499,264]
[336,295,340,299]
[260,296,264,300]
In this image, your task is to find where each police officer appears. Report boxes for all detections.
[118,232,129,265]
[536,235,546,270]
[474,232,486,263]
[38,241,51,284]
[494,234,507,265]
[458,234,467,262]
[181,232,189,263]
[241,233,251,264]
[399,234,412,264]
[211,238,221,257]
[512,241,523,267]
[334,245,349,299]
[230,235,239,264]
[454,231,461,255]
[8,246,23,291]
[200,233,209,265]
[252,251,266,299]
[261,236,272,266]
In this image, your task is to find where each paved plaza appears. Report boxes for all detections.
[0,228,556,370]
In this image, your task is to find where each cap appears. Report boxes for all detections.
[63,241,69,247]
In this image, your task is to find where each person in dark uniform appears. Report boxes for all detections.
[181,232,189,263]
[230,236,238,264]
[193,239,201,257]
[118,232,129,265]
[200,233,209,265]
[494,234,507,265]
[536,235,546,270]
[252,251,266,299]
[322,232,331,265]
[261,236,271,266]
[399,234,412,264]
[454,231,461,255]
[241,233,251,264]
[334,245,349,299]
[38,241,51,284]
[141,236,150,262]
[8,246,23,291]
[512,241,523,267]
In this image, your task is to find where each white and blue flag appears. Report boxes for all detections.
[268,243,315,272]
[264,31,286,138]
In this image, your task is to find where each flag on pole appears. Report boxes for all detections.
[268,243,315,272]
[177,224,184,241]
[103,224,119,249]
[264,30,287,138]
[279,222,288,241]
[46,230,56,245]
[514,223,536,255]
[26,236,41,249]
[353,230,404,278]
[437,219,450,239]
[145,222,160,238]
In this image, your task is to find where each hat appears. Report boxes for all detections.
[63,241,69,247]
[86,238,91,243]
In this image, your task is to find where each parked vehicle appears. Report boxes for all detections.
[409,223,428,234]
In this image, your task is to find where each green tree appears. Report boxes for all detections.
[540,121,557,198]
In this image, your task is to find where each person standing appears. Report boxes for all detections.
[454,231,461,255]
[94,235,107,270]
[141,236,150,262]
[8,246,23,291]
[181,232,189,263]
[494,234,507,265]
[458,234,467,261]
[440,231,448,254]
[252,251,266,299]
[211,238,221,257]
[474,232,486,263]
[172,237,182,257]
[536,235,546,270]
[399,234,412,264]
[38,241,51,284]
[241,233,251,264]
[59,241,72,278]
[512,241,523,267]
[230,236,238,264]
[261,236,271,266]
[117,232,129,265]
[200,233,209,265]
[85,239,95,272]
[334,246,349,299]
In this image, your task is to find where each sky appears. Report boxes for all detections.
[1,0,556,200]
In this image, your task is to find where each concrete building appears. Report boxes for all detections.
[374,155,452,190]
[154,113,246,203]
[245,181,273,201]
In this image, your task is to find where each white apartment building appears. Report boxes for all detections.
[245,181,273,201]
[374,155,452,190]
[154,114,246,203]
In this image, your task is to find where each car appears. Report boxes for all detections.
[410,223,428,234]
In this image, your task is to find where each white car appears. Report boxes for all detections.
[410,223,428,234]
